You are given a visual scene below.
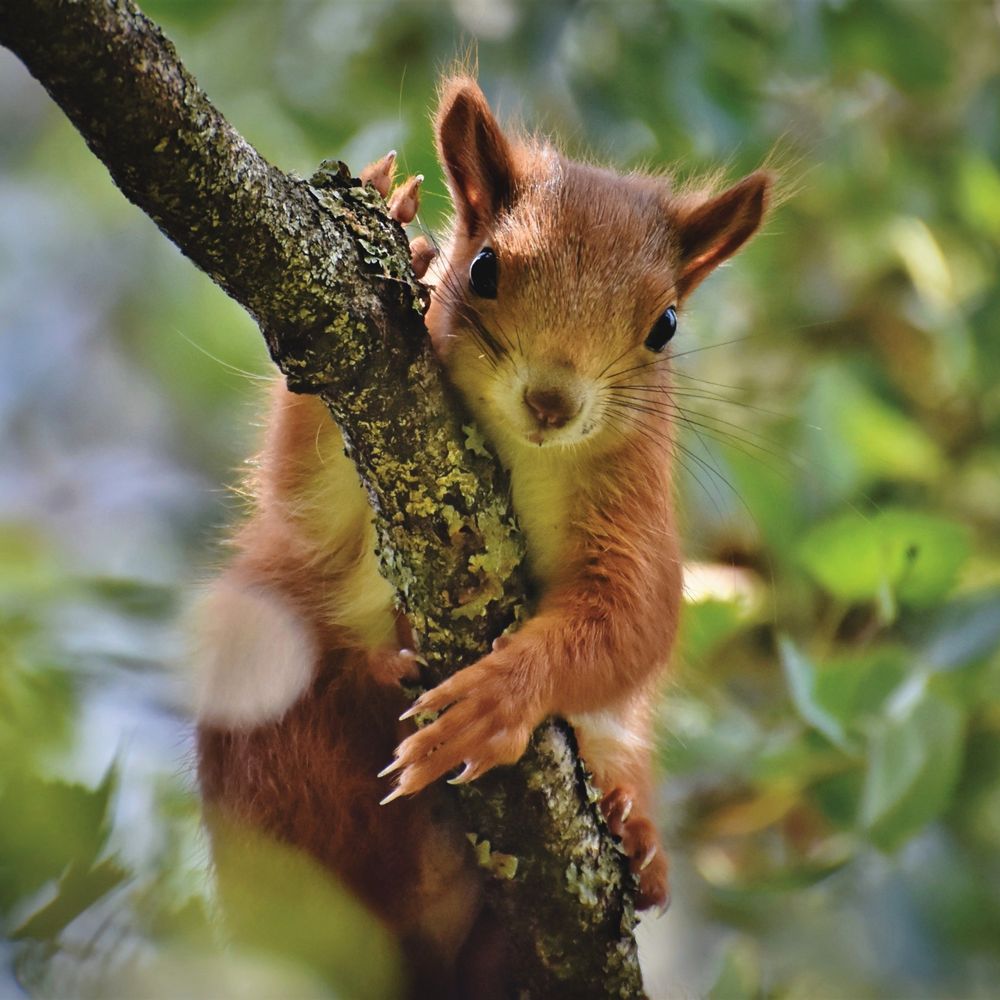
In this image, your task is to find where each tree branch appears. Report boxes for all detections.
[0,1,645,994]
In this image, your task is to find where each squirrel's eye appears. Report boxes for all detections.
[644,306,678,353]
[469,247,498,299]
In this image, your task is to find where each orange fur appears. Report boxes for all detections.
[193,75,771,991]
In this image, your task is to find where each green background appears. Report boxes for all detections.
[1,1,999,996]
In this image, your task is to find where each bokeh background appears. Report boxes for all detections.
[2,1,999,997]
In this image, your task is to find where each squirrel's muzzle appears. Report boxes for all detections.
[523,386,582,430]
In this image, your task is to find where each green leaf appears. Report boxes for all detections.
[860,689,964,851]
[957,151,1000,240]
[811,647,908,732]
[213,824,402,1000]
[778,636,857,754]
[725,445,803,558]
[798,508,970,608]
[0,764,117,910]
[806,368,944,500]
[752,731,846,787]
[679,599,747,663]
[797,514,886,604]
[12,857,128,941]
[811,770,865,829]
[878,510,971,605]
[908,587,1000,671]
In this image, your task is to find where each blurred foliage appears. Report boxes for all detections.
[1,0,999,997]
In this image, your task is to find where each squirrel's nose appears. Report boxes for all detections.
[523,386,580,429]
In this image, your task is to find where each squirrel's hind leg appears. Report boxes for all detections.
[570,700,670,912]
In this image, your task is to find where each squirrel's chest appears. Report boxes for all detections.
[506,454,579,589]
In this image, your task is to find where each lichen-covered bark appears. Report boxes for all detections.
[0,1,645,994]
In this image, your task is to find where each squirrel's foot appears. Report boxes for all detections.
[378,656,536,802]
[360,149,421,222]
[359,149,397,197]
[369,647,421,689]
[407,235,438,280]
[387,173,423,225]
[600,788,670,912]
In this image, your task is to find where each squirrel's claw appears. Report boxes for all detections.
[359,149,396,198]
[600,787,671,911]
[600,787,635,837]
[361,153,424,230]
[370,647,420,688]
[383,659,535,799]
[378,785,407,807]
[446,760,487,785]
[388,174,423,225]
[409,235,438,280]
[377,757,403,779]
[635,843,670,912]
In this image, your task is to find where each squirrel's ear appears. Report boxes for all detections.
[435,77,516,236]
[674,171,772,298]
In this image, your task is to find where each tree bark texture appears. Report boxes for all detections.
[0,1,645,995]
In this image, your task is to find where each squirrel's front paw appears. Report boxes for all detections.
[601,788,671,912]
[379,658,537,803]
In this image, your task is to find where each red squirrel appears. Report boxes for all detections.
[193,76,770,991]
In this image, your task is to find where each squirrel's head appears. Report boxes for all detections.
[426,76,772,455]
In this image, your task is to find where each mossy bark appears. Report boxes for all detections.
[0,0,645,994]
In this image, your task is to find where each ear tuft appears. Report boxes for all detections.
[675,170,773,297]
[435,76,517,236]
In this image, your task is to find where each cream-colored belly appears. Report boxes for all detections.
[505,446,577,588]
[299,421,397,650]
